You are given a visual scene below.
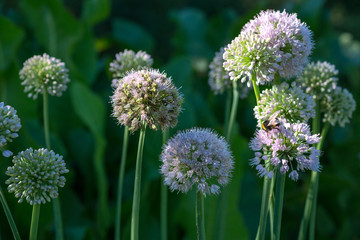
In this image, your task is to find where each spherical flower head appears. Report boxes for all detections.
[111,69,183,132]
[209,47,250,98]
[223,9,313,86]
[295,61,339,101]
[19,53,70,99]
[5,148,69,205]
[249,119,321,181]
[110,49,153,88]
[322,87,356,127]
[0,102,21,157]
[160,128,234,196]
[254,82,315,124]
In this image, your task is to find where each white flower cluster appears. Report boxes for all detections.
[254,82,315,124]
[19,53,70,99]
[6,148,69,205]
[0,102,21,157]
[224,10,313,86]
[160,128,233,196]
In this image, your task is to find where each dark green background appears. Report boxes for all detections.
[0,0,359,239]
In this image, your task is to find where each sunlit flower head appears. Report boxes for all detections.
[19,53,70,99]
[254,82,315,124]
[110,49,153,88]
[295,61,339,101]
[322,87,356,127]
[249,119,321,181]
[0,102,21,157]
[160,128,234,196]
[111,69,183,132]
[6,148,69,205]
[224,9,313,86]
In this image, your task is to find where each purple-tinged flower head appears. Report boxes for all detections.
[254,82,315,125]
[110,49,153,88]
[249,119,321,181]
[223,10,313,86]
[19,53,70,99]
[5,148,69,205]
[160,128,234,196]
[0,102,21,157]
[295,61,339,101]
[209,47,250,98]
[111,69,183,132]
[322,87,356,127]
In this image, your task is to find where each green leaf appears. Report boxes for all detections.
[20,0,82,56]
[170,8,211,57]
[71,29,97,85]
[0,16,24,70]
[70,81,105,139]
[82,0,110,25]
[112,19,154,52]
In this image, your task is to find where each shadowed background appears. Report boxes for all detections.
[0,0,359,239]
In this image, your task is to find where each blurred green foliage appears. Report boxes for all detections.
[0,0,359,239]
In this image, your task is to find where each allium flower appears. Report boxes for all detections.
[249,119,321,181]
[295,61,339,101]
[224,10,313,86]
[5,148,69,205]
[110,49,153,88]
[209,47,250,98]
[19,53,70,99]
[160,128,234,196]
[322,87,356,127]
[111,69,183,132]
[0,102,21,157]
[254,82,315,123]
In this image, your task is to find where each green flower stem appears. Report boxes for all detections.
[256,177,273,240]
[309,123,329,240]
[43,91,64,240]
[29,204,40,240]
[269,175,276,240]
[223,88,232,135]
[298,102,328,240]
[273,172,286,240]
[251,72,261,113]
[115,126,130,240]
[196,190,206,240]
[252,72,272,240]
[131,123,147,240]
[43,91,51,149]
[215,81,239,240]
[0,185,21,240]
[226,81,239,140]
[161,130,169,240]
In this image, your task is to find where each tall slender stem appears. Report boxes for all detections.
[252,72,272,240]
[223,88,232,135]
[298,101,328,240]
[196,191,206,240]
[273,172,286,240]
[309,123,329,240]
[256,177,272,240]
[0,185,21,240]
[251,72,261,111]
[114,126,129,240]
[43,91,51,149]
[161,130,169,240]
[131,124,147,240]
[29,205,40,240]
[215,81,239,240]
[226,81,239,140]
[43,92,64,240]
[269,175,276,240]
